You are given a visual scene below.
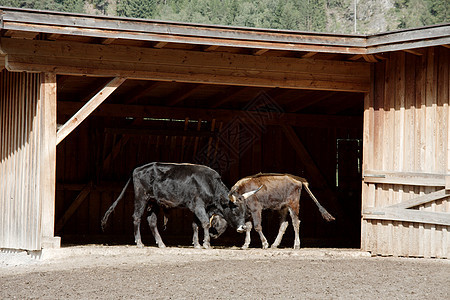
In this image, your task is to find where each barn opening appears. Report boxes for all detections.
[55,76,363,248]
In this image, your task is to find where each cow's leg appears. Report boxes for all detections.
[147,206,166,248]
[251,210,269,249]
[271,208,289,249]
[241,221,253,249]
[132,197,147,248]
[193,205,211,249]
[192,217,202,249]
[288,207,301,249]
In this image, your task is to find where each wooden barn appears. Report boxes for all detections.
[1,7,449,257]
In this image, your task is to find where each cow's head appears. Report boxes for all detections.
[209,214,228,239]
[221,197,247,233]
[210,187,261,237]
[221,185,262,233]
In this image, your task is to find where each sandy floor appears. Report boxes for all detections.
[1,246,449,299]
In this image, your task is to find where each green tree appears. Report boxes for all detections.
[393,0,434,28]
[309,0,327,31]
[428,0,449,23]
[58,0,84,13]
[117,0,156,19]
[90,0,109,14]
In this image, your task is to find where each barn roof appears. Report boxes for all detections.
[1,6,449,58]
[0,6,448,118]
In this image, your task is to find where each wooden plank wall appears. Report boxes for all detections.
[55,114,362,247]
[362,46,450,258]
[0,70,42,250]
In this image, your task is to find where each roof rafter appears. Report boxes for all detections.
[166,84,203,106]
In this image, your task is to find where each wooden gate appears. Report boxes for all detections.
[361,48,450,258]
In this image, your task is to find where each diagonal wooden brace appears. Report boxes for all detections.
[56,77,126,145]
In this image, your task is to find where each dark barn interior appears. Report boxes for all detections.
[55,73,364,249]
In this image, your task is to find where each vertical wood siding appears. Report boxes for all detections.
[0,70,42,250]
[362,47,450,258]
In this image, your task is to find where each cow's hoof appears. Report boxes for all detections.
[270,244,279,249]
[158,243,166,248]
[193,244,202,249]
[136,242,144,248]
[262,242,269,249]
[203,243,211,249]
[241,244,249,250]
[293,245,300,250]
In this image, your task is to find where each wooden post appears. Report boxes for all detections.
[40,72,60,248]
[448,92,450,190]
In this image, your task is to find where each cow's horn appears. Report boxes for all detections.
[209,214,217,226]
[242,185,263,199]
[230,195,237,203]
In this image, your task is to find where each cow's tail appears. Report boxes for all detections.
[303,182,335,222]
[101,178,132,231]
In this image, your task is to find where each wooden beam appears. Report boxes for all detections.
[40,72,58,246]
[58,101,362,128]
[301,52,317,58]
[101,38,116,45]
[349,54,362,61]
[105,128,215,137]
[80,78,115,103]
[0,38,371,93]
[56,77,126,145]
[386,189,448,209]
[166,84,202,106]
[154,42,168,48]
[99,135,130,179]
[403,49,424,56]
[126,81,163,104]
[366,25,450,53]
[363,208,450,226]
[281,125,329,190]
[362,54,378,63]
[0,8,368,54]
[55,184,92,232]
[281,125,344,219]
[3,30,38,39]
[210,86,248,108]
[253,49,269,56]
[363,170,447,187]
[287,92,337,113]
[204,45,219,52]
[47,33,61,41]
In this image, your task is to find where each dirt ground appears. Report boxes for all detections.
[0,246,449,299]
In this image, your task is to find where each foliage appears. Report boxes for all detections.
[0,0,448,33]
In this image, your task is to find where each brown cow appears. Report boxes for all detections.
[215,173,335,249]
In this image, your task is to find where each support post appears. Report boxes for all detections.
[40,72,60,248]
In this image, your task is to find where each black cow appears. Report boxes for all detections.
[101,162,259,249]
[212,173,335,249]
